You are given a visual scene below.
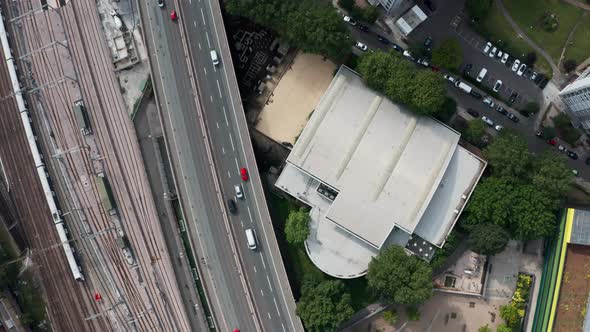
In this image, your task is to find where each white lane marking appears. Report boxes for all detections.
[267,312,272,320]
[274,298,281,317]
[206,32,211,48]
[266,275,273,292]
[247,206,253,224]
[222,106,229,126]
[259,252,266,270]
[227,171,231,178]
[198,42,202,50]
[234,157,239,172]
[216,79,222,98]
[210,95,213,102]
[229,133,235,151]
[203,67,207,75]
[240,220,244,228]
[189,0,191,4]
[200,7,206,23]
[193,21,196,27]
[260,289,264,297]
[221,147,225,155]
[253,264,257,273]
[282,323,286,332]
[216,122,220,129]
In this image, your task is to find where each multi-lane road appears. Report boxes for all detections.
[138,0,302,331]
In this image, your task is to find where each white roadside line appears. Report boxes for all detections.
[273,298,281,317]
[259,252,266,270]
[234,157,239,172]
[216,79,222,98]
[222,106,229,126]
[253,265,257,273]
[206,31,211,48]
[200,7,206,23]
[221,146,225,155]
[229,133,235,151]
[247,206,253,224]
[266,275,273,292]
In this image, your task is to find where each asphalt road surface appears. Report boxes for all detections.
[139,0,302,331]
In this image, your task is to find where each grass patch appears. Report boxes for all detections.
[503,0,583,63]
[476,1,552,76]
[564,16,590,66]
[268,193,375,310]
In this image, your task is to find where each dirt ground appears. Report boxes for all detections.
[554,244,590,332]
[255,51,336,144]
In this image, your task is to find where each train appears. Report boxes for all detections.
[0,8,84,281]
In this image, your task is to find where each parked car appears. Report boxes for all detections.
[483,42,492,54]
[467,109,480,117]
[508,92,518,105]
[482,116,494,126]
[391,43,404,52]
[517,63,527,76]
[495,125,503,131]
[377,35,389,44]
[469,90,483,99]
[476,68,488,82]
[158,0,165,7]
[483,97,493,106]
[567,151,579,160]
[558,145,567,153]
[444,74,456,83]
[493,80,503,92]
[501,53,509,64]
[416,58,429,67]
[489,47,498,58]
[424,36,433,51]
[496,105,508,115]
[463,63,473,76]
[355,41,368,51]
[170,9,178,20]
[530,71,538,81]
[547,139,557,146]
[511,59,521,72]
[496,50,504,60]
[357,24,369,31]
[585,157,590,165]
[343,15,357,26]
[507,112,520,123]
[403,50,414,60]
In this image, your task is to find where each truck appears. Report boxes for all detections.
[455,81,472,94]
[73,100,91,135]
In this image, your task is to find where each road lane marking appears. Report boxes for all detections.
[282,323,286,332]
[222,106,229,126]
[216,122,219,129]
[274,298,281,317]
[240,220,244,227]
[247,206,253,223]
[221,147,225,155]
[206,32,211,48]
[227,171,231,178]
[200,7,206,23]
[267,312,272,320]
[198,42,202,50]
[229,133,235,151]
[234,157,239,172]
[266,275,273,292]
[260,289,264,297]
[203,67,207,75]
[253,264,257,273]
[193,21,196,27]
[189,0,191,4]
[259,252,266,270]
[210,95,213,102]
[216,79,222,98]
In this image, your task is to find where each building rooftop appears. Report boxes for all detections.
[395,5,427,36]
[276,66,486,278]
[560,67,590,95]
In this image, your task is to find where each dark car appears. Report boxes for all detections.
[523,67,533,79]
[508,92,518,105]
[227,199,237,214]
[463,63,473,76]
[567,151,579,160]
[539,77,549,89]
[424,0,436,11]
[469,90,483,99]
[357,24,369,32]
[507,112,520,123]
[424,36,433,51]
[467,109,480,117]
[585,157,590,165]
[158,0,164,7]
[391,43,404,52]
[496,106,508,115]
[377,35,389,44]
[506,56,515,67]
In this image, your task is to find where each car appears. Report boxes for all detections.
[424,36,433,51]
[463,63,473,76]
[496,105,507,115]
[501,52,509,64]
[483,97,493,106]
[585,157,590,165]
[355,41,368,51]
[547,139,557,145]
[511,59,521,72]
[495,125,503,131]
[493,80,503,92]
[496,50,503,60]
[558,145,567,153]
[573,169,579,176]
[489,47,498,58]
[357,24,369,31]
[227,199,237,214]
[508,92,518,105]
[158,0,165,7]
[523,67,533,79]
[506,56,515,67]
[377,35,389,44]
[403,50,414,60]
[469,90,483,99]
[483,42,492,54]
[240,167,248,181]
[567,151,579,160]
[444,74,456,83]
[391,43,404,52]
[507,112,520,122]
[234,184,244,199]
[170,9,178,20]
[530,71,538,81]
[517,63,527,76]
[535,131,543,138]
[467,109,480,117]
[482,116,494,126]
[343,15,357,26]
[416,58,429,67]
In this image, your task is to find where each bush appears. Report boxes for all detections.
[382,309,398,325]
[553,112,582,145]
[338,0,380,23]
[478,325,492,332]
[431,38,463,72]
[563,59,577,73]
[542,13,559,32]
[406,306,421,321]
[465,0,492,22]
[520,102,540,116]
[434,97,457,123]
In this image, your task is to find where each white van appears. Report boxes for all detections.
[245,229,257,250]
[234,184,243,199]
[210,50,219,66]
[476,68,487,82]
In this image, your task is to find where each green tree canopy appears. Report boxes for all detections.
[409,70,447,116]
[367,246,433,305]
[296,279,355,332]
[499,304,521,328]
[466,223,510,255]
[463,119,487,146]
[465,0,492,22]
[285,207,311,245]
[484,132,532,180]
[226,0,351,62]
[356,51,397,91]
[465,178,557,240]
[532,152,574,198]
[496,324,512,332]
[431,38,463,71]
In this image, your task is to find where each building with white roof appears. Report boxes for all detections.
[395,5,428,36]
[275,66,486,278]
[560,67,590,133]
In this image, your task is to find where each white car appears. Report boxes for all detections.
[355,41,368,51]
[343,15,357,26]
[501,53,509,64]
[488,47,498,58]
[483,97,495,108]
[483,42,492,54]
[495,125,503,132]
[511,59,521,72]
[496,50,503,60]
[403,50,414,60]
[444,74,456,83]
[493,80,503,92]
[517,63,527,76]
[417,58,429,67]
[482,116,494,126]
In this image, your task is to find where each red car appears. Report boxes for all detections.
[240,167,248,181]
[547,139,557,146]
[170,10,177,21]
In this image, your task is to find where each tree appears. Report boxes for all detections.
[532,152,574,199]
[524,52,537,66]
[484,132,532,180]
[297,279,355,332]
[431,38,463,72]
[521,102,540,116]
[478,325,493,332]
[405,306,421,321]
[285,207,311,245]
[357,52,398,91]
[409,70,447,116]
[382,310,398,325]
[466,223,509,255]
[463,120,487,146]
[465,0,492,22]
[384,60,416,105]
[465,178,558,240]
[367,246,433,305]
[434,97,458,123]
[500,304,521,328]
[496,324,512,332]
[563,59,577,73]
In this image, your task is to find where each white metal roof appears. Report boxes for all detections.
[395,5,427,36]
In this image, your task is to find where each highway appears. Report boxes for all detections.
[138,0,302,331]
